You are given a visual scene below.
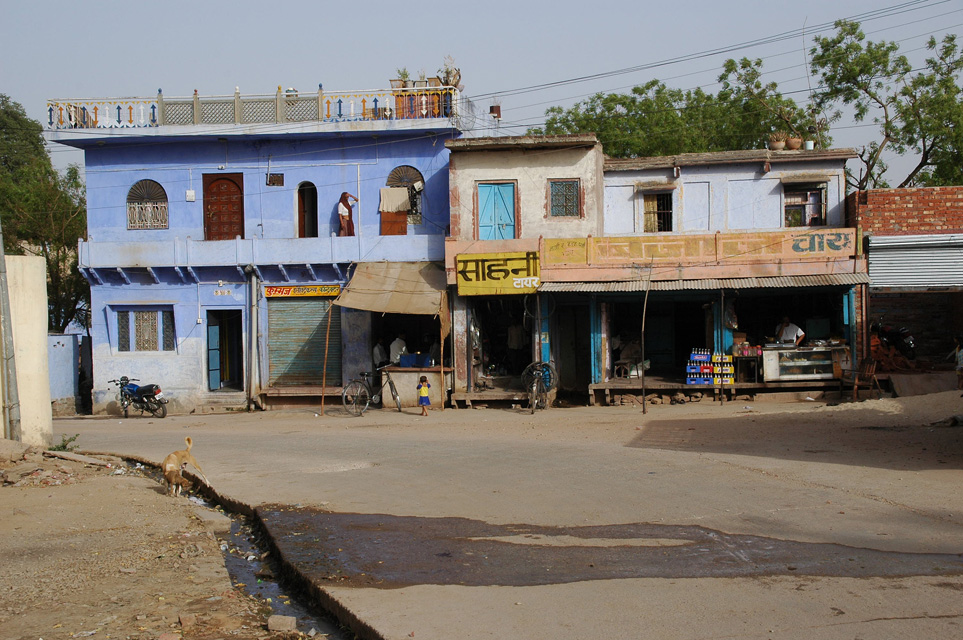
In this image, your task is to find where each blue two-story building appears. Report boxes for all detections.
[47,84,472,413]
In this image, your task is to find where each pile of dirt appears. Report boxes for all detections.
[0,440,306,640]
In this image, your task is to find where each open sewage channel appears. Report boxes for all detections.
[135,463,353,640]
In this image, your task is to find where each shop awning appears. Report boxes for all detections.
[334,261,447,316]
[539,273,869,293]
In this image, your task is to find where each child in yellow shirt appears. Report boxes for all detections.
[417,376,431,416]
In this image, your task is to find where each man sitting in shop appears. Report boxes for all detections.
[373,337,389,369]
[775,316,806,346]
[389,332,408,365]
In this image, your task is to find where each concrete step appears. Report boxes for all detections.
[193,392,251,413]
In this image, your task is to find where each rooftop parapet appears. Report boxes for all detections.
[46,84,472,131]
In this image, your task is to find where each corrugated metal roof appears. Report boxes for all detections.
[869,234,963,248]
[539,273,869,293]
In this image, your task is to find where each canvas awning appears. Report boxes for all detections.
[334,261,447,317]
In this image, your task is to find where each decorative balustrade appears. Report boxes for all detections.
[47,85,472,130]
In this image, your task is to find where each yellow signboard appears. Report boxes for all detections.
[456,251,540,296]
[264,284,341,297]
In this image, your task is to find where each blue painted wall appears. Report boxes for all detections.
[85,133,454,242]
[603,159,848,234]
[84,130,455,413]
[48,334,79,409]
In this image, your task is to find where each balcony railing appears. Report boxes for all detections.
[78,233,446,274]
[47,85,474,130]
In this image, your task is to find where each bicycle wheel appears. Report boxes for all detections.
[342,380,370,416]
[521,362,558,392]
[387,379,402,412]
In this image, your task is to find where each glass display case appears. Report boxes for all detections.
[762,347,844,381]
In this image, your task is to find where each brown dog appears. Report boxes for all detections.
[163,463,192,497]
[162,436,209,496]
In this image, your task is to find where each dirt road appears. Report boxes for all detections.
[0,444,299,640]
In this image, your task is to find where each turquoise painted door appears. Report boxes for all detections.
[207,314,220,391]
[478,183,515,240]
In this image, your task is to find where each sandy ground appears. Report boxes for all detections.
[2,388,962,640]
[0,446,299,640]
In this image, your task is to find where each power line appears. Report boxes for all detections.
[468,0,952,102]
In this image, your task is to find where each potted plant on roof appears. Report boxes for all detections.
[768,131,788,150]
[393,67,413,118]
[785,129,804,150]
[392,67,411,88]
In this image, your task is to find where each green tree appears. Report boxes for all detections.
[531,62,821,157]
[0,94,45,172]
[717,57,829,146]
[810,20,963,188]
[0,94,88,333]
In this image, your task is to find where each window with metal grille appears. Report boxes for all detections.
[127,180,169,229]
[116,308,175,352]
[643,193,673,232]
[549,180,580,217]
[784,183,826,227]
[386,165,424,225]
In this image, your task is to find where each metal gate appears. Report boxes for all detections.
[869,234,963,289]
[267,298,342,386]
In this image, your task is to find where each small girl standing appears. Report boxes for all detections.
[417,375,431,416]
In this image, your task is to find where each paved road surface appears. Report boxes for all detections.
[56,392,963,639]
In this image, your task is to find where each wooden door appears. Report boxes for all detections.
[478,183,516,240]
[380,209,408,236]
[203,174,244,240]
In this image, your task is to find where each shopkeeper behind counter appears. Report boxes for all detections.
[775,316,806,346]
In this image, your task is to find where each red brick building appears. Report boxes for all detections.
[846,186,963,361]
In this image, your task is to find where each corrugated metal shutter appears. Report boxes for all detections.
[869,235,963,289]
[267,298,341,386]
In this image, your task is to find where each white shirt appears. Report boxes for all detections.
[373,343,387,366]
[389,337,407,364]
[776,322,805,344]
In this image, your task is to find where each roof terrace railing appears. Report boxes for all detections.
[46,85,473,130]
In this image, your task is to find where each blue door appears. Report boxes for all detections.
[478,183,516,240]
[207,313,220,391]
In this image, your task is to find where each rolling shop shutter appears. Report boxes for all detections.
[868,234,963,289]
[267,298,341,386]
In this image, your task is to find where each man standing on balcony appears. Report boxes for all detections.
[337,192,357,236]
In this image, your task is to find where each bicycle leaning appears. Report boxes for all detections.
[341,366,402,416]
[521,361,557,414]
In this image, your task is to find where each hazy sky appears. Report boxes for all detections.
[2,0,960,182]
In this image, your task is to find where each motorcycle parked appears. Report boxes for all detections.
[870,316,916,360]
[109,376,169,418]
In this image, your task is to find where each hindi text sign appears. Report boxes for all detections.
[456,252,540,295]
[264,284,341,297]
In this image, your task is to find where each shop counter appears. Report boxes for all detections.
[383,367,452,408]
[762,346,850,381]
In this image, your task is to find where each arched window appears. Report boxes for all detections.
[127,180,169,229]
[386,165,425,226]
[297,182,318,237]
